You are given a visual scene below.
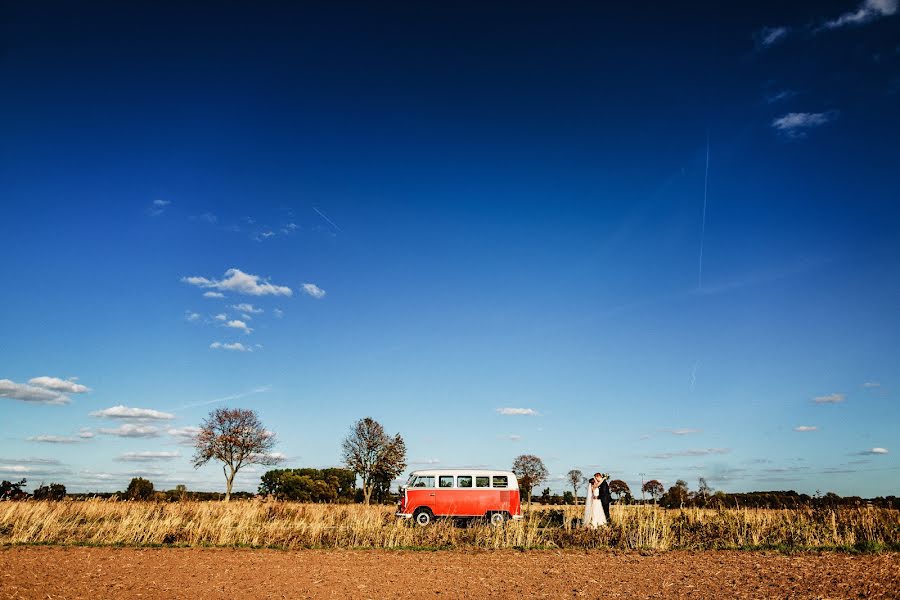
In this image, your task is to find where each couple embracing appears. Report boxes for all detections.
[583,472,611,528]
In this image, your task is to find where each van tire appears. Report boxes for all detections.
[488,511,508,526]
[414,508,433,526]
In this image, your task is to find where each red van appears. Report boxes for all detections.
[396,469,523,525]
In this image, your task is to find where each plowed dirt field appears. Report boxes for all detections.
[2,546,898,599]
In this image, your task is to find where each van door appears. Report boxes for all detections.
[433,474,456,516]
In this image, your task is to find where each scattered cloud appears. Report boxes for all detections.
[28,376,90,394]
[662,428,702,436]
[185,311,201,322]
[411,458,441,465]
[149,199,171,216]
[821,0,897,30]
[209,341,254,352]
[232,303,263,314]
[1,378,71,405]
[79,429,95,439]
[167,426,201,443]
[224,319,252,334]
[856,447,889,455]
[203,291,225,299]
[213,313,227,321]
[498,434,522,441]
[649,448,730,459]
[301,283,326,299]
[756,25,790,47]
[182,268,292,297]
[273,308,284,318]
[196,212,218,224]
[97,424,161,438]
[772,111,838,138]
[765,90,798,104]
[153,199,171,207]
[496,407,539,416]
[794,425,818,432]
[814,393,846,404]
[90,405,175,421]
[117,451,180,462]
[862,381,881,388]
[27,434,80,443]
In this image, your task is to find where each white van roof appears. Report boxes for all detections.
[408,468,517,478]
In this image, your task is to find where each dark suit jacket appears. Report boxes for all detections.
[598,480,612,521]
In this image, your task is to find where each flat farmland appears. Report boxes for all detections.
[2,546,899,599]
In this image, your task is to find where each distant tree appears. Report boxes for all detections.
[341,417,407,505]
[663,479,690,509]
[33,483,66,501]
[126,477,154,500]
[259,468,357,503]
[608,479,630,503]
[566,469,583,507]
[562,490,574,504]
[174,484,188,500]
[0,479,29,500]
[642,479,664,504]
[512,454,548,510]
[540,487,552,504]
[697,477,712,506]
[193,407,282,501]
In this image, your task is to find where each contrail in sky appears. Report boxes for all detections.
[698,132,710,290]
[690,360,700,392]
[171,385,272,411]
[313,206,342,232]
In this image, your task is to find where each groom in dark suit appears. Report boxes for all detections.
[594,472,612,522]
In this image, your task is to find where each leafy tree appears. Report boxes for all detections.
[259,468,356,502]
[33,483,66,501]
[566,469,583,506]
[193,407,282,501]
[512,454,548,510]
[126,477,154,500]
[540,487,552,504]
[0,479,28,500]
[642,479,664,504]
[341,417,407,505]
[562,490,574,504]
[663,479,690,508]
[608,479,630,503]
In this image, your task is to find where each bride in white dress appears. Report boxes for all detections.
[583,476,607,528]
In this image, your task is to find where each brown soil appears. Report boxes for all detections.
[1,547,898,599]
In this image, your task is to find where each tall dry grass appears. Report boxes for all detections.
[1,500,897,551]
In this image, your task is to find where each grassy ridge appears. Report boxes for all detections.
[1,500,898,551]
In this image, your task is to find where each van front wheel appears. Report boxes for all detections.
[488,512,508,526]
[414,508,433,526]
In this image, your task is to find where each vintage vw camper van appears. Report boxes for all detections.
[396,469,523,525]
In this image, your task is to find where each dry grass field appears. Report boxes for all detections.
[1,499,898,551]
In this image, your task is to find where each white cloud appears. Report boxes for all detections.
[210,341,253,352]
[411,458,441,465]
[498,434,522,441]
[214,313,227,321]
[0,379,70,405]
[97,424,161,438]
[117,451,180,462]
[182,268,292,297]
[90,405,175,420]
[149,199,171,216]
[301,283,326,299]
[185,311,201,322]
[794,425,818,432]
[273,309,284,318]
[224,319,252,334]
[765,90,798,104]
[814,393,846,404]
[153,199,171,207]
[663,428,702,435]
[27,434,80,443]
[862,381,881,388]
[650,448,730,459]
[79,429,95,439]
[772,111,838,138]
[495,407,539,416]
[822,0,897,29]
[858,447,889,455]
[168,426,201,443]
[203,291,225,298]
[28,376,90,394]
[231,303,262,314]
[757,25,790,46]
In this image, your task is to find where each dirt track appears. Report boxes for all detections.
[2,546,898,599]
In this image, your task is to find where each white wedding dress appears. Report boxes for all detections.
[583,484,607,528]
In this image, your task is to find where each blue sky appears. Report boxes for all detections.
[2,1,898,497]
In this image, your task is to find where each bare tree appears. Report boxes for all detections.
[341,417,407,505]
[566,469,583,506]
[512,454,548,510]
[193,407,281,501]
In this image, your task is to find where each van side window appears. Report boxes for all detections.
[475,476,490,488]
[412,476,435,488]
[492,475,508,488]
[439,475,454,488]
[457,476,472,488]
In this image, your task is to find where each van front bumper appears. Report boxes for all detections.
[396,512,413,519]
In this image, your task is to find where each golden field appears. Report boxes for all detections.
[1,500,898,551]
